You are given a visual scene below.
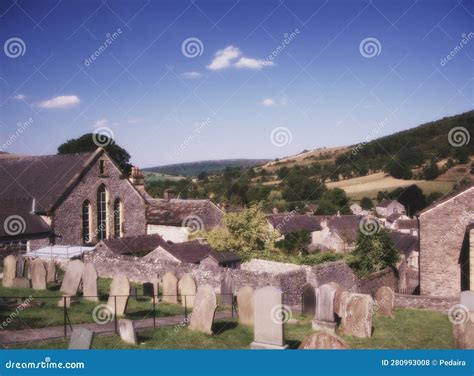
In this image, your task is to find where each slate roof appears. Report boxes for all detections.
[386,212,402,223]
[0,198,52,239]
[0,152,95,213]
[389,232,418,257]
[418,184,474,215]
[326,215,361,243]
[267,214,322,235]
[376,200,400,208]
[395,219,418,230]
[97,234,169,255]
[167,240,241,264]
[146,198,223,229]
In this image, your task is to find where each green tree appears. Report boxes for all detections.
[422,160,440,180]
[385,159,412,179]
[316,188,350,215]
[347,229,399,277]
[360,196,374,210]
[57,133,132,174]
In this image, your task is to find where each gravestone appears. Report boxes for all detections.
[12,277,30,288]
[83,263,98,302]
[335,290,350,319]
[162,272,178,304]
[220,271,235,306]
[23,259,31,279]
[143,282,154,297]
[189,284,218,335]
[3,255,16,287]
[68,328,94,349]
[302,283,316,317]
[342,293,373,338]
[298,332,350,349]
[118,319,137,345]
[250,286,288,349]
[375,286,395,317]
[130,287,138,301]
[179,273,197,308]
[46,259,56,283]
[31,259,47,290]
[312,284,337,333]
[60,260,84,296]
[16,254,25,277]
[328,282,343,316]
[107,274,130,316]
[236,285,254,326]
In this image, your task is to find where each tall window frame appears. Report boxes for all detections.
[97,184,108,240]
[113,198,123,238]
[82,200,91,243]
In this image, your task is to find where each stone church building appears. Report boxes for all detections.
[418,185,474,297]
[0,148,222,250]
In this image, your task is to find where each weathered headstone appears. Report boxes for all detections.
[31,259,47,290]
[328,282,343,315]
[12,277,30,289]
[162,272,178,304]
[237,285,254,326]
[118,319,137,345]
[454,292,474,349]
[189,284,218,335]
[375,286,395,317]
[335,290,350,319]
[2,255,16,287]
[220,271,235,306]
[46,259,56,283]
[179,273,197,308]
[130,287,138,301]
[143,282,154,297]
[68,328,94,349]
[302,283,316,317]
[342,293,373,338]
[250,286,288,349]
[60,260,84,296]
[16,254,25,278]
[312,284,337,333]
[83,263,98,302]
[298,332,350,349]
[107,274,130,316]
[23,259,31,279]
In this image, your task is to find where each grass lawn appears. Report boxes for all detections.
[0,277,185,330]
[9,308,455,350]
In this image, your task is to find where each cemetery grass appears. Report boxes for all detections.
[8,309,455,349]
[0,278,184,330]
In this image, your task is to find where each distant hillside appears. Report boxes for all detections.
[144,159,270,177]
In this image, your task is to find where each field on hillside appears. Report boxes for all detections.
[327,172,455,200]
[144,172,185,182]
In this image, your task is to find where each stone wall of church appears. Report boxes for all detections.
[53,153,147,245]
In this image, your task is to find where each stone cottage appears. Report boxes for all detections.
[375,200,406,217]
[418,185,474,297]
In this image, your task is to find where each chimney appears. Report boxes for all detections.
[272,207,279,214]
[129,166,145,195]
[163,189,176,201]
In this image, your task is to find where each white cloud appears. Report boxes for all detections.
[38,95,80,109]
[207,46,241,70]
[94,118,108,128]
[261,98,276,106]
[235,57,273,70]
[181,71,202,79]
[13,94,26,100]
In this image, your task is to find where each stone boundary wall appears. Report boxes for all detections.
[394,293,458,313]
[359,267,398,297]
[306,261,359,292]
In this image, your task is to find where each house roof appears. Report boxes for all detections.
[267,214,322,235]
[146,198,223,229]
[326,215,361,242]
[376,199,401,208]
[166,240,240,264]
[395,219,417,230]
[418,184,474,216]
[98,234,169,255]
[386,212,402,223]
[389,232,418,257]
[0,151,96,213]
[0,198,52,239]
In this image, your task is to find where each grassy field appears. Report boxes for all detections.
[8,308,454,350]
[143,171,185,182]
[0,278,184,330]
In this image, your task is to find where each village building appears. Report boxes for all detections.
[375,200,406,218]
[418,185,474,297]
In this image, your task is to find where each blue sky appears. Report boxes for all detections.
[0,0,473,167]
